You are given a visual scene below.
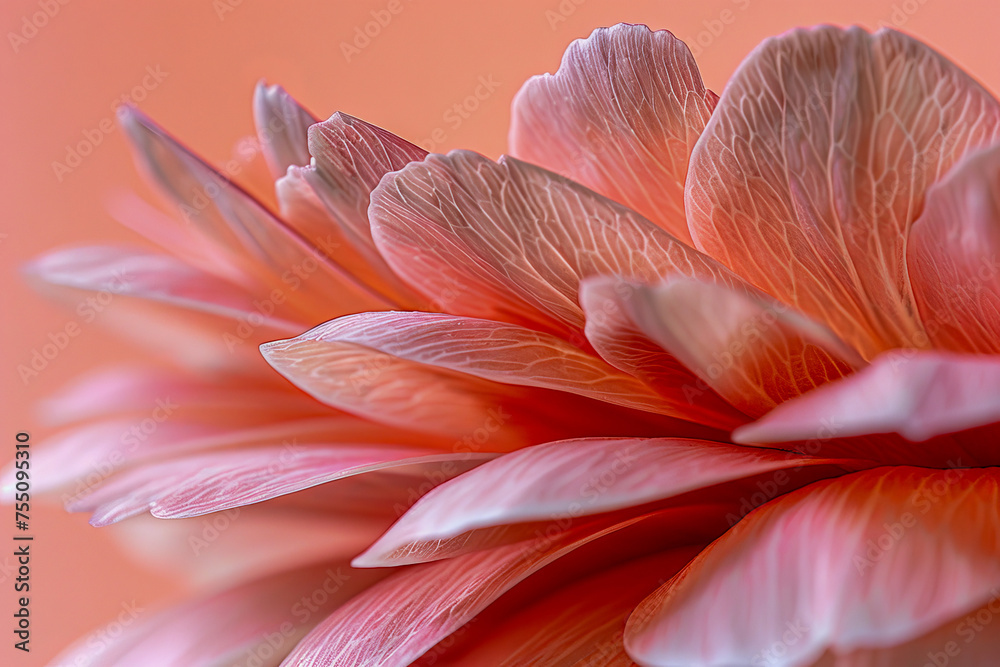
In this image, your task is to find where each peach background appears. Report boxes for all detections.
[2,0,998,664]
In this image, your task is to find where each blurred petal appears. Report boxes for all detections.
[50,563,382,667]
[26,244,303,332]
[510,23,716,242]
[253,81,318,175]
[686,26,1000,358]
[119,106,391,315]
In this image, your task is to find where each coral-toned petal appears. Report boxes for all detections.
[510,23,716,242]
[734,351,1000,444]
[36,365,323,426]
[281,312,684,417]
[909,143,1000,354]
[119,106,391,315]
[253,81,318,176]
[356,437,847,566]
[281,515,653,666]
[580,277,747,428]
[442,550,697,667]
[370,150,746,342]
[686,26,1000,358]
[276,116,430,307]
[625,467,1000,666]
[70,446,491,526]
[16,415,426,500]
[26,245,304,332]
[626,278,864,418]
[50,563,382,667]
[261,319,693,445]
[261,333,527,443]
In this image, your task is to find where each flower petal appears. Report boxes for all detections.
[253,81,318,176]
[355,437,848,567]
[442,550,698,667]
[280,513,663,666]
[370,150,746,342]
[285,312,683,417]
[50,563,382,667]
[686,26,1000,358]
[119,106,391,315]
[626,278,864,418]
[909,143,1000,354]
[261,317,698,445]
[734,351,1000,445]
[626,467,1000,665]
[580,277,747,428]
[70,446,490,526]
[275,112,430,307]
[509,23,716,242]
[26,245,303,332]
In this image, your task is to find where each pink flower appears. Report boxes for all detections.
[24,22,1000,666]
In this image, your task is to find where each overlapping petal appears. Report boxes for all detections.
[625,467,1000,665]
[510,23,716,242]
[909,142,1000,354]
[686,26,1000,359]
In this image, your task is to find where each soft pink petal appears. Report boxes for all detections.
[261,321,693,446]
[282,312,685,417]
[580,277,747,428]
[625,467,1000,665]
[909,142,1000,354]
[686,26,1000,359]
[370,150,747,342]
[280,514,655,666]
[275,112,429,307]
[26,244,304,332]
[355,437,846,567]
[51,563,383,667]
[119,106,391,316]
[253,81,318,176]
[70,446,491,526]
[734,351,1000,444]
[510,23,716,242]
[440,550,698,667]
[626,278,864,417]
